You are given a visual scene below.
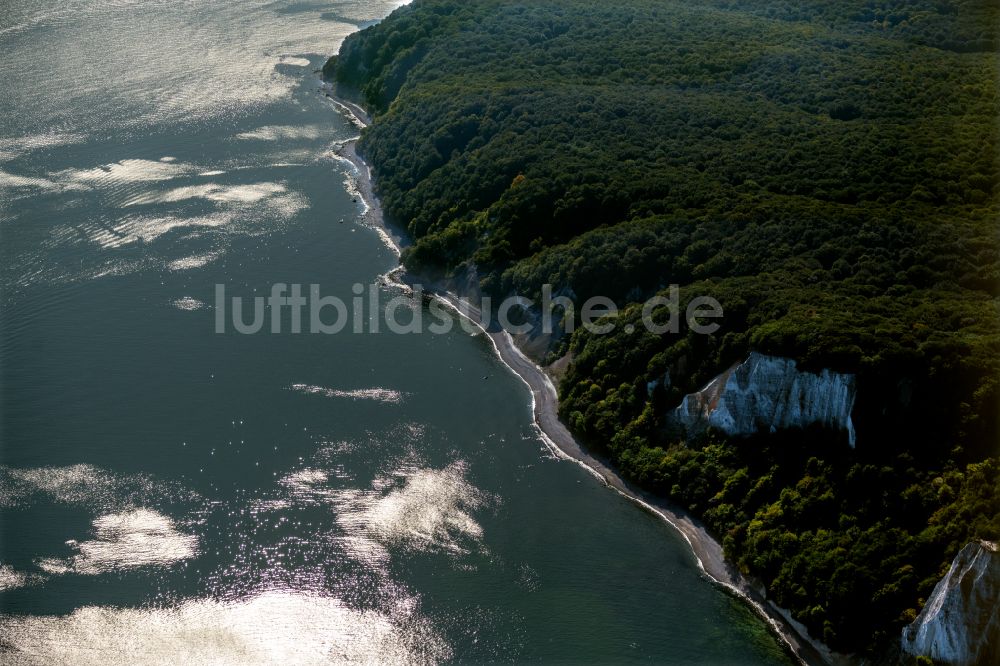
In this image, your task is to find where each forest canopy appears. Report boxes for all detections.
[327,0,999,656]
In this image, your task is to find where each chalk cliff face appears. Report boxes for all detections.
[902,541,1000,665]
[671,352,857,446]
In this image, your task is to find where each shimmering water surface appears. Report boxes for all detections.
[0,1,793,663]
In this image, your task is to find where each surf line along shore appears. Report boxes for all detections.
[322,87,839,666]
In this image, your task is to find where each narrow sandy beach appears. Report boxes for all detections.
[323,85,840,666]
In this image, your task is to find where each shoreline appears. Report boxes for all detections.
[323,83,841,666]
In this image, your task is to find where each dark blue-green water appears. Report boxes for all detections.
[0,1,792,663]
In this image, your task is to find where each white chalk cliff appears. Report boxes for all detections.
[902,540,1000,665]
[671,352,857,446]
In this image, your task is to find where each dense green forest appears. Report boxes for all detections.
[325,0,1000,657]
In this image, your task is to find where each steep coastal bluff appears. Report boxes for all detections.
[326,0,1000,658]
[671,353,857,447]
[902,541,1000,665]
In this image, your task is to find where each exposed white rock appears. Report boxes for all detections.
[671,352,857,446]
[902,540,1000,665]
[646,370,671,397]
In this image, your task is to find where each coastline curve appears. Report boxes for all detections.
[322,81,843,666]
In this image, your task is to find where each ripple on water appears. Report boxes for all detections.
[67,212,234,250]
[288,384,408,405]
[168,252,222,272]
[172,296,208,311]
[53,158,196,186]
[0,590,451,665]
[0,132,87,163]
[0,463,200,511]
[276,56,312,67]
[234,125,324,141]
[1,465,203,589]
[35,508,197,576]
[0,564,41,592]
[333,461,489,563]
